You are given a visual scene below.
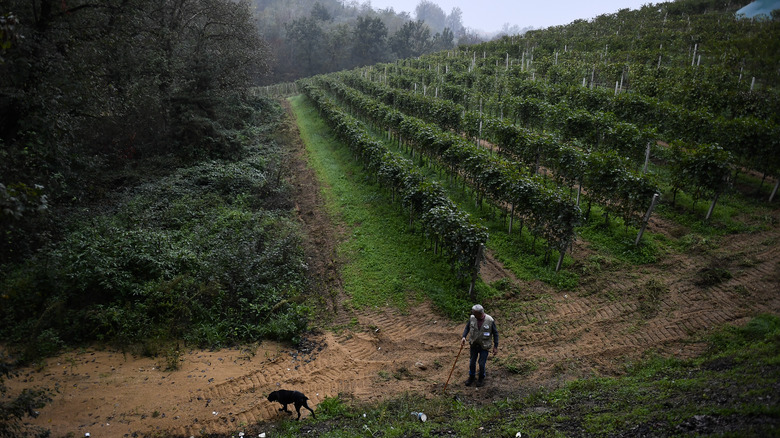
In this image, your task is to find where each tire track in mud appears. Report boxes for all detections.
[171,305,463,436]
[490,212,780,374]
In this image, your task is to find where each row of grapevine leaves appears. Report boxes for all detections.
[313,76,582,269]
[352,58,766,212]
[339,71,660,227]
[340,68,734,223]
[383,58,778,185]
[298,81,488,291]
[302,69,739,272]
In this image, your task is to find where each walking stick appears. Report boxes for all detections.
[443,342,465,393]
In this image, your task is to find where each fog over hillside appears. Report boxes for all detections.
[252,0,683,83]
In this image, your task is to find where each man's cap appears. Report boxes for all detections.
[472,304,484,313]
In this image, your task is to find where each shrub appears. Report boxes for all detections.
[0,104,310,358]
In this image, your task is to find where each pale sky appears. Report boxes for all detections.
[365,0,654,33]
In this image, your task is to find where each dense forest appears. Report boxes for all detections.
[0,0,311,359]
[1,0,269,260]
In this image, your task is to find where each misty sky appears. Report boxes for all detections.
[365,0,654,33]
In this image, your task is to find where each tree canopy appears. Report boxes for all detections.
[0,0,271,264]
[254,0,468,83]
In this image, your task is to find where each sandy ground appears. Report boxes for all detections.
[6,101,780,437]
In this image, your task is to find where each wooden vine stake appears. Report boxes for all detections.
[508,203,515,234]
[705,191,721,222]
[770,179,779,203]
[635,193,660,245]
[642,142,652,173]
[555,240,569,273]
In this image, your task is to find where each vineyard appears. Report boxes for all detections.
[293,0,778,288]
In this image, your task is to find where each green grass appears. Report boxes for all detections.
[577,202,664,265]
[289,95,480,317]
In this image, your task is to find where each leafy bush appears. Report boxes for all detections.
[315,396,351,419]
[0,120,310,358]
[708,313,780,353]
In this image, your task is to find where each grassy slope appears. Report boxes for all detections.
[289,94,481,318]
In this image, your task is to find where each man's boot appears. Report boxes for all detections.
[464,376,475,386]
[476,376,485,387]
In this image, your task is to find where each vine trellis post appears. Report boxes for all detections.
[555,240,569,273]
[635,193,660,246]
[508,203,516,234]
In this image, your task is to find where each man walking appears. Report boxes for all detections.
[461,304,498,387]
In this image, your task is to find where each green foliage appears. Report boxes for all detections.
[162,344,183,372]
[0,181,50,266]
[0,0,273,265]
[0,182,48,221]
[286,17,328,75]
[577,204,660,265]
[315,396,351,419]
[258,0,466,84]
[695,266,733,286]
[389,20,433,59]
[0,101,310,358]
[668,141,734,214]
[494,353,538,375]
[708,314,780,352]
[352,16,391,66]
[0,12,19,62]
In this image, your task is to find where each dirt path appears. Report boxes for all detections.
[7,102,780,437]
[5,304,479,437]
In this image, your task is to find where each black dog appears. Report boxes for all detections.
[267,389,316,420]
